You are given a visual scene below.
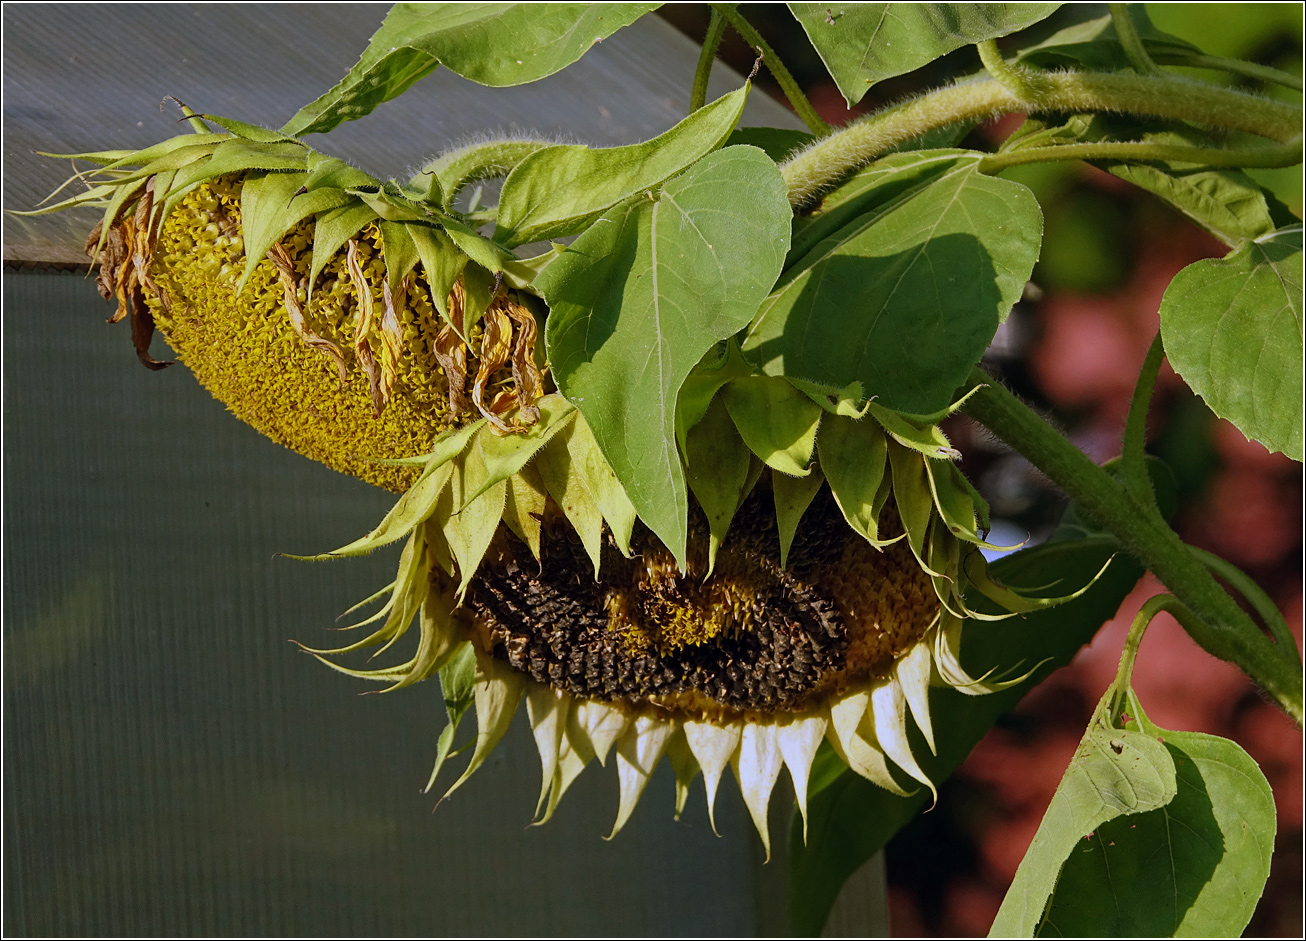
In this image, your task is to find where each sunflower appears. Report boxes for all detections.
[35,112,1066,855]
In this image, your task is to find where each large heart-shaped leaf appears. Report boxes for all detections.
[283,3,658,136]
[494,86,748,247]
[1027,693,1276,937]
[789,2,1060,106]
[538,146,791,566]
[989,690,1179,937]
[743,150,1041,415]
[1160,229,1303,461]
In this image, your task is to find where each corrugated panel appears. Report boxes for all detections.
[2,4,804,266]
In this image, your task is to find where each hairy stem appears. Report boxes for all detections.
[690,8,727,114]
[1110,3,1163,77]
[782,71,1302,208]
[412,139,553,209]
[976,39,1048,101]
[978,137,1305,173]
[712,3,832,137]
[963,367,1304,722]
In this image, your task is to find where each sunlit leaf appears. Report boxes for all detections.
[1160,228,1303,461]
[539,146,791,566]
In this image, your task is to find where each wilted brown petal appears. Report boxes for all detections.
[345,238,385,418]
[472,304,516,433]
[267,242,348,383]
[433,281,470,416]
[504,300,544,426]
[127,281,172,371]
[377,275,407,414]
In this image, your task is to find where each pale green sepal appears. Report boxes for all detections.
[535,422,608,577]
[166,140,308,200]
[887,442,944,575]
[608,714,674,839]
[775,714,827,843]
[373,572,464,693]
[304,153,379,192]
[337,580,395,623]
[790,377,869,418]
[431,206,519,274]
[731,723,785,860]
[287,421,480,560]
[19,180,130,219]
[377,220,422,294]
[675,340,755,456]
[893,382,985,426]
[684,719,743,836]
[95,134,228,173]
[926,459,1011,550]
[438,437,508,601]
[818,414,895,547]
[409,223,468,325]
[867,401,959,460]
[664,728,700,821]
[526,685,570,820]
[236,170,311,292]
[569,415,638,558]
[443,648,527,800]
[456,395,576,510]
[965,546,1112,614]
[424,640,476,792]
[895,641,936,754]
[870,680,937,803]
[89,179,149,258]
[684,394,752,576]
[198,113,300,144]
[308,202,381,297]
[502,463,549,562]
[774,466,826,570]
[723,375,821,476]
[932,612,1039,695]
[826,693,911,797]
[297,527,428,659]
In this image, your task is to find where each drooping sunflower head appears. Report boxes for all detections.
[37,110,1065,855]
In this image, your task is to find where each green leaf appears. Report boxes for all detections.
[282,3,658,136]
[426,641,477,791]
[789,2,1061,106]
[495,86,750,247]
[291,422,481,560]
[789,538,1144,936]
[816,413,891,545]
[539,146,791,566]
[307,203,381,298]
[683,393,752,574]
[774,466,826,569]
[725,127,814,163]
[989,690,1179,937]
[743,151,1042,415]
[722,376,821,476]
[1159,229,1303,461]
[1032,692,1276,938]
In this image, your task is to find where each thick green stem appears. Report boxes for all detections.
[690,9,727,113]
[1110,3,1163,77]
[978,137,1304,174]
[962,367,1303,723]
[976,39,1049,101]
[1121,332,1164,508]
[712,3,831,137]
[412,139,553,209]
[782,71,1301,208]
